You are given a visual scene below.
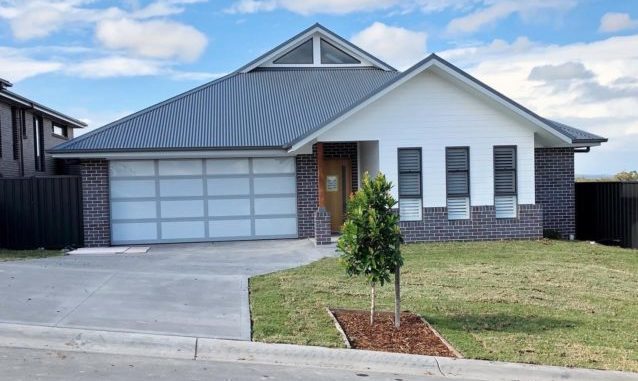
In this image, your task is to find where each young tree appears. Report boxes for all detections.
[337,172,404,327]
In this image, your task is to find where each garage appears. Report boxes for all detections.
[109,158,297,244]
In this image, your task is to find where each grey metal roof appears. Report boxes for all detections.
[52,68,400,153]
[52,52,606,154]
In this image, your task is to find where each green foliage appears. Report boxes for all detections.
[615,170,638,182]
[337,172,404,287]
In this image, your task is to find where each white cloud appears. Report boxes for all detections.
[95,18,207,62]
[226,0,398,14]
[438,34,638,174]
[351,22,427,70]
[66,56,165,78]
[446,0,576,34]
[0,46,63,81]
[599,12,638,33]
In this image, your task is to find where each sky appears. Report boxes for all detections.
[0,0,637,175]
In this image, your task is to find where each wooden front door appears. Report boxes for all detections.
[322,159,352,233]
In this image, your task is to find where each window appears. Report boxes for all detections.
[52,123,68,138]
[33,116,45,172]
[273,39,313,64]
[398,148,422,221]
[446,147,470,220]
[494,146,517,218]
[11,107,19,160]
[320,39,360,64]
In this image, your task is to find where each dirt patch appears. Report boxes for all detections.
[331,309,459,357]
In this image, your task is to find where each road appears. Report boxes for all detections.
[0,346,463,381]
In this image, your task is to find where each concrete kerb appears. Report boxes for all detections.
[0,323,195,360]
[0,323,636,381]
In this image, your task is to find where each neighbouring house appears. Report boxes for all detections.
[50,24,607,247]
[0,78,86,177]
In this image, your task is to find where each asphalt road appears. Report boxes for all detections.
[0,346,461,381]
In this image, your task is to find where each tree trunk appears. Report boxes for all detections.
[394,264,401,329]
[370,283,376,325]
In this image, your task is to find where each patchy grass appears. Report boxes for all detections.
[250,240,638,372]
[0,249,64,261]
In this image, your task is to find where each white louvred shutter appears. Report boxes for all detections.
[495,195,517,218]
[447,197,469,220]
[399,199,422,221]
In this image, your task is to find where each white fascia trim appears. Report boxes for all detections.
[289,59,572,152]
[241,28,320,73]
[51,149,294,160]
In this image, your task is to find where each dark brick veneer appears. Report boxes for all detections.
[535,148,575,238]
[296,142,358,239]
[80,159,110,247]
[400,204,543,242]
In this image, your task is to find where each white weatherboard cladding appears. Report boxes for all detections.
[109,158,297,244]
[319,71,535,207]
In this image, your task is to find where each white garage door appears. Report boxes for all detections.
[109,158,297,244]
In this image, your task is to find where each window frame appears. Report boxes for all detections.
[493,145,517,197]
[320,38,361,65]
[397,147,423,199]
[52,123,69,139]
[11,107,19,160]
[273,38,314,65]
[33,115,45,172]
[445,146,470,198]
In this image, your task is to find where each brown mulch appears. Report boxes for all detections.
[331,309,458,357]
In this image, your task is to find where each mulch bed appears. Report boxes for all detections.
[331,309,459,357]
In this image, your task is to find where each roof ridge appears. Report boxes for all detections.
[52,72,239,151]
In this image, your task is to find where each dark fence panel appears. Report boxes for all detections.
[0,176,83,249]
[575,182,638,249]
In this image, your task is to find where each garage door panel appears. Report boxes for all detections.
[160,200,205,218]
[253,176,295,195]
[112,222,157,241]
[254,197,296,215]
[161,221,206,240]
[110,160,155,177]
[255,218,297,236]
[253,158,295,174]
[160,179,204,197]
[207,178,250,196]
[111,180,156,198]
[209,219,252,238]
[206,159,249,175]
[208,199,251,217]
[110,158,297,244]
[112,201,157,220]
[159,160,202,176]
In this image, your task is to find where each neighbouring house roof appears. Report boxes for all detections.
[0,86,86,128]
[51,24,606,155]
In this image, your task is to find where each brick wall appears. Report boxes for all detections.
[400,204,543,242]
[296,142,358,239]
[0,102,75,177]
[80,159,110,247]
[535,148,575,238]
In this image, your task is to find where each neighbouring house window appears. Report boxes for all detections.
[273,39,313,64]
[398,148,422,221]
[0,111,2,158]
[494,146,517,218]
[52,123,68,138]
[320,39,360,64]
[33,115,45,172]
[446,147,470,220]
[11,107,19,160]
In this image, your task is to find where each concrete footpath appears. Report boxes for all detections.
[0,323,636,381]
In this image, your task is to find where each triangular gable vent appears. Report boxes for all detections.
[238,24,396,73]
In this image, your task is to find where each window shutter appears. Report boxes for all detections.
[447,197,469,220]
[399,199,422,221]
[398,148,422,221]
[494,146,517,218]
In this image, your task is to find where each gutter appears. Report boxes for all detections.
[0,91,86,128]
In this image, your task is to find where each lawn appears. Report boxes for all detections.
[250,240,638,372]
[0,249,64,261]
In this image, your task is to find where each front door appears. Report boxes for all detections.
[323,159,352,233]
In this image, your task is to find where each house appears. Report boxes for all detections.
[0,78,86,177]
[50,24,606,247]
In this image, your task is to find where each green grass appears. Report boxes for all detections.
[250,240,638,372]
[0,249,64,261]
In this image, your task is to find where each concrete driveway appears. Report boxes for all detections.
[0,240,335,340]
